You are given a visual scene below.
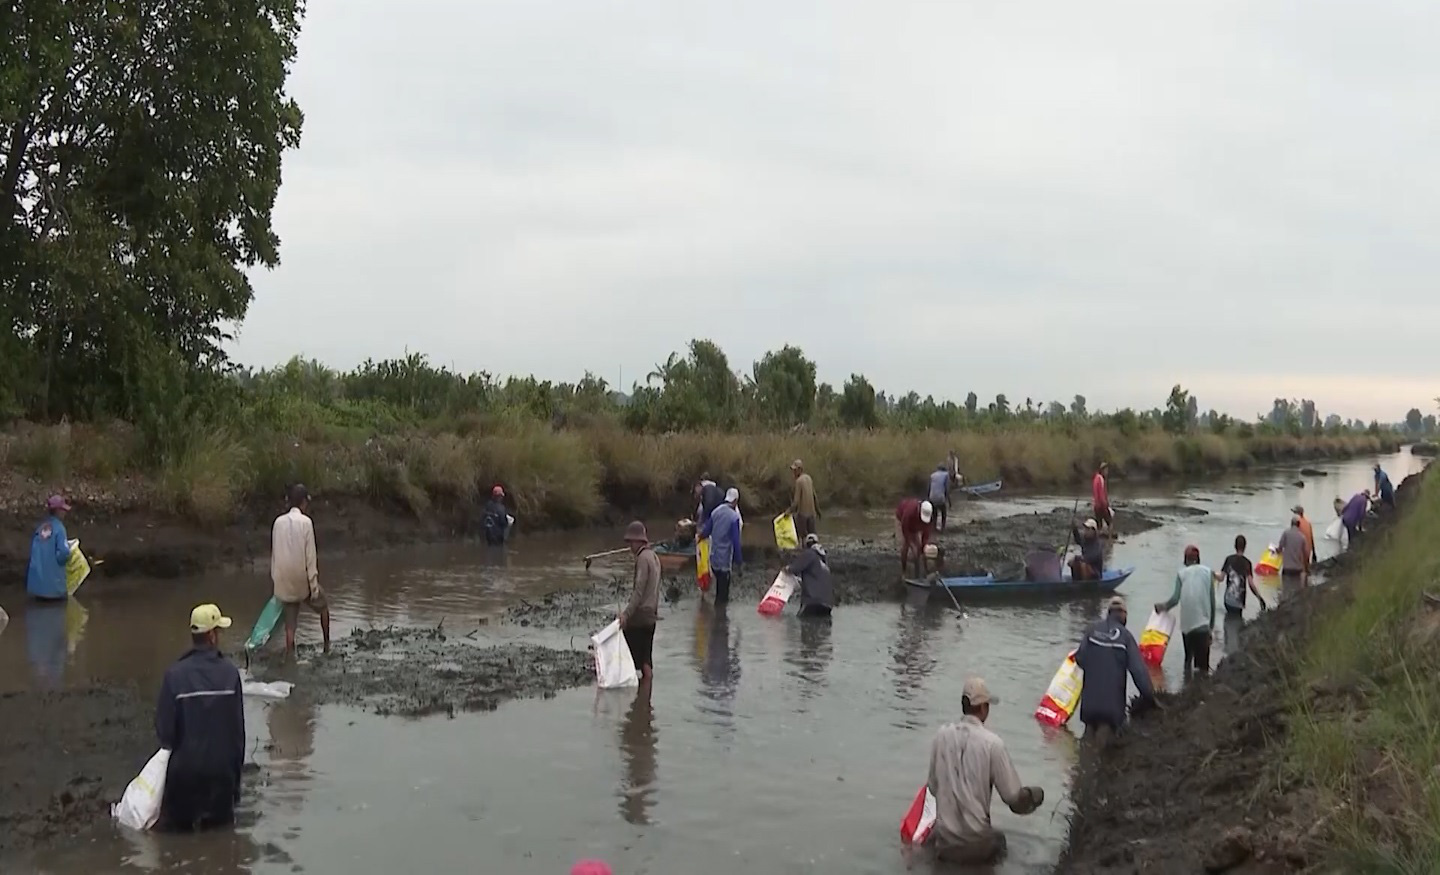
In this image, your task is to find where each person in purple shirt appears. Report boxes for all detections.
[1336,491,1371,542]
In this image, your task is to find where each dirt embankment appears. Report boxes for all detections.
[250,627,594,719]
[1055,476,1420,875]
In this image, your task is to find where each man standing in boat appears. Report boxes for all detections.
[1091,462,1113,535]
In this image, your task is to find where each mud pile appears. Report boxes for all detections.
[1056,480,1419,874]
[0,686,154,857]
[254,626,594,718]
[503,506,1162,630]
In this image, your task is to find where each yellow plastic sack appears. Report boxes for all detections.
[66,541,91,596]
[1256,546,1282,576]
[773,513,798,550]
[696,537,712,592]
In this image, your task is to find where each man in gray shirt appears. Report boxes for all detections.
[1277,515,1311,593]
[928,465,952,531]
[619,521,661,683]
[926,678,1044,864]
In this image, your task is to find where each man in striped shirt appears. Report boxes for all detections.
[156,604,245,831]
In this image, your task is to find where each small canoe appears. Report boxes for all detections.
[960,479,1003,496]
[907,566,1134,600]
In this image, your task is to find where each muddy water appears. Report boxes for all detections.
[1,450,1425,874]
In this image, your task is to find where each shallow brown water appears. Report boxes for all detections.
[0,450,1424,874]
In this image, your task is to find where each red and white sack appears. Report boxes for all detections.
[899,786,936,844]
[1138,609,1176,667]
[757,571,797,616]
[1034,650,1083,727]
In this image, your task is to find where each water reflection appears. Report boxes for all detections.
[618,683,657,826]
[696,604,740,730]
[783,614,833,702]
[24,601,72,690]
[890,601,945,727]
[265,696,317,814]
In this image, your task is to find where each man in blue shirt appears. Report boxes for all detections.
[928,465,952,531]
[1373,465,1395,509]
[27,495,74,600]
[698,488,743,604]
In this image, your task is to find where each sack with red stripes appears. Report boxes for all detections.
[757,571,797,616]
[1033,650,1083,727]
[1138,609,1176,667]
[899,786,936,844]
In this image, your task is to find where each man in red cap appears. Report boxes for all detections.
[483,485,512,546]
[27,495,75,600]
[620,521,660,682]
[1155,545,1216,675]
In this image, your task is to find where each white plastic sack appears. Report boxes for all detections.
[112,749,171,831]
[242,680,294,699]
[757,571,797,616]
[591,619,639,689]
[1324,517,1345,542]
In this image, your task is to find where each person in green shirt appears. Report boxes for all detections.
[1154,544,1216,676]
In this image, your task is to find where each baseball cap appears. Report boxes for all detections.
[189,604,232,634]
[919,501,934,523]
[46,495,71,512]
[725,487,739,503]
[1083,518,1098,530]
[804,533,820,547]
[790,459,804,470]
[962,677,998,707]
[1107,595,1127,613]
[1291,505,1304,515]
[1184,544,1201,561]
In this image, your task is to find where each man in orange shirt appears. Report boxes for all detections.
[1290,505,1317,565]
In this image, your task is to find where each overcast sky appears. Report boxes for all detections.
[234,0,1439,421]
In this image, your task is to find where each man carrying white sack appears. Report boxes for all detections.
[155,604,245,832]
[926,678,1044,864]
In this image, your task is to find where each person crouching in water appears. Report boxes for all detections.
[1075,595,1156,745]
[925,678,1044,864]
[895,498,935,578]
[156,604,244,831]
[620,521,660,683]
[786,533,834,617]
[1068,518,1104,581]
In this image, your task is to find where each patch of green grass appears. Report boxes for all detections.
[1292,471,1440,870]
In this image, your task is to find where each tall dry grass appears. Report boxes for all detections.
[1287,469,1440,872]
[0,420,1401,528]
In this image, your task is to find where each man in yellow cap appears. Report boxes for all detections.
[155,604,245,831]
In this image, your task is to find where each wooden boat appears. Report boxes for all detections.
[651,540,696,574]
[906,566,1134,600]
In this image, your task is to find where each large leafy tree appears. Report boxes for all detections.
[1,0,304,422]
[748,345,817,428]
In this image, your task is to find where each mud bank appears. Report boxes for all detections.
[1055,476,1420,874]
[252,627,593,718]
[0,686,154,857]
[504,506,1163,631]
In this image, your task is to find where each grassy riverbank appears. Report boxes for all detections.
[0,420,1400,526]
[1287,471,1440,871]
[1058,465,1435,874]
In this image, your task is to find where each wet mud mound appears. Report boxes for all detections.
[1056,480,1418,874]
[257,627,593,718]
[502,506,1164,631]
[0,685,153,858]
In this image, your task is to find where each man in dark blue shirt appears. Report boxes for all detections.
[156,604,245,831]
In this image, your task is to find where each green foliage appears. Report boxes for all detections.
[1,0,304,424]
[838,374,880,429]
[748,345,817,428]
[1162,384,1194,435]
[1405,408,1424,432]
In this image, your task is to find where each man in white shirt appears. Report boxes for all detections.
[926,677,1044,864]
[271,484,331,654]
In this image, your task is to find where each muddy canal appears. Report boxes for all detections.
[0,451,1424,874]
